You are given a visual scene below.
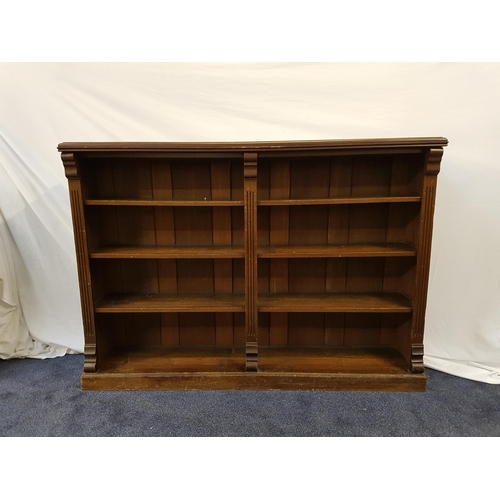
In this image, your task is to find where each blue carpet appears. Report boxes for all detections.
[1,354,499,436]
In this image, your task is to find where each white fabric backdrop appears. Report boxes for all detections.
[1,62,499,382]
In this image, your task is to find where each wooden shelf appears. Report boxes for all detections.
[257,346,408,374]
[94,293,245,313]
[90,245,245,259]
[100,347,246,373]
[258,292,413,313]
[85,199,244,207]
[258,196,421,206]
[96,346,405,374]
[258,243,417,258]
[90,243,415,259]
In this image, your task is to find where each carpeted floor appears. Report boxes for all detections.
[0,353,499,436]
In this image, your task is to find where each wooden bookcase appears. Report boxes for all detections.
[59,138,447,391]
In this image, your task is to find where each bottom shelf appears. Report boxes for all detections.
[81,346,426,391]
[100,346,246,373]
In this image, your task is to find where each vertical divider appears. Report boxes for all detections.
[244,153,258,371]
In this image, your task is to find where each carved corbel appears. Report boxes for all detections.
[425,148,443,175]
[61,153,79,180]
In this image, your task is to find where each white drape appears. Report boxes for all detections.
[0,208,68,358]
[0,62,499,382]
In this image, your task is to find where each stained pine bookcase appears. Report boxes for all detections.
[59,138,447,391]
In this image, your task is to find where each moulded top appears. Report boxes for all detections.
[57,137,448,153]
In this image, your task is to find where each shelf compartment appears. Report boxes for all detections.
[257,154,425,205]
[79,156,244,202]
[95,293,246,313]
[257,196,421,206]
[258,311,411,353]
[90,245,245,259]
[95,312,246,353]
[258,203,421,249]
[258,292,413,313]
[258,243,417,258]
[85,199,244,206]
[85,205,244,250]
